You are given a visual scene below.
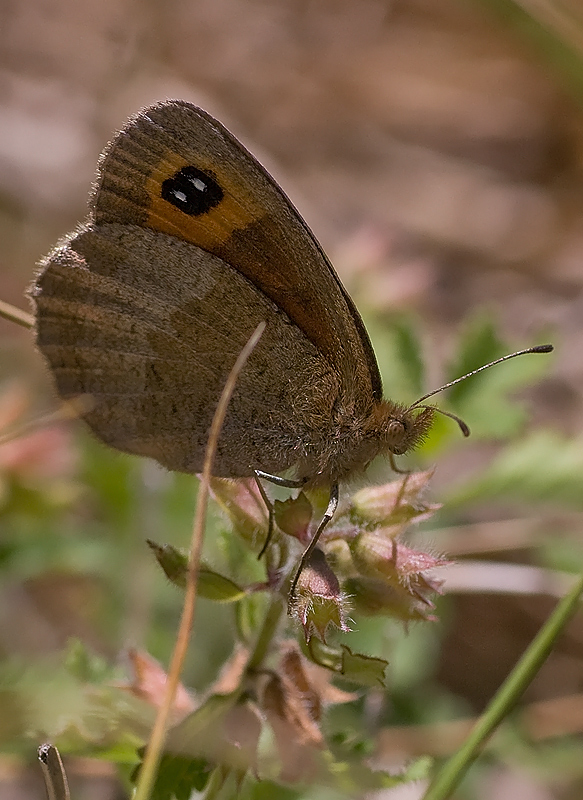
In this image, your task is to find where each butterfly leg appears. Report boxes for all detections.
[253,470,307,559]
[389,452,410,475]
[289,482,339,601]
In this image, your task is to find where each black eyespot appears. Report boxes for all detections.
[161,166,224,216]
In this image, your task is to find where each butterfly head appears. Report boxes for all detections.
[376,401,435,456]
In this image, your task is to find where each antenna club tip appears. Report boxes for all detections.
[532,344,553,354]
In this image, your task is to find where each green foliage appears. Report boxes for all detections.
[339,645,389,687]
[366,313,552,456]
[63,638,111,683]
[2,308,562,799]
[134,754,211,800]
[448,430,583,509]
[306,639,389,687]
[442,316,553,441]
[366,313,426,401]
[147,540,246,602]
[444,315,506,406]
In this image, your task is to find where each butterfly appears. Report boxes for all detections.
[31,101,552,592]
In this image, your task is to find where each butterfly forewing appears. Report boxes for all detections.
[92,101,382,409]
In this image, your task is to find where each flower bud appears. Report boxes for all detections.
[291,548,351,641]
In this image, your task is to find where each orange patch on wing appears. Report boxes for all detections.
[144,153,263,249]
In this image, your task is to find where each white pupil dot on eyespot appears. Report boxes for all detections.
[173,189,187,203]
[189,176,207,192]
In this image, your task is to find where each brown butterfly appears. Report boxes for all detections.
[31,101,552,591]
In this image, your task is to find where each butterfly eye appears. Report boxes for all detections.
[386,418,406,450]
[161,166,224,216]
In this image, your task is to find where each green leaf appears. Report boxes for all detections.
[392,317,425,398]
[165,694,262,775]
[198,569,245,603]
[445,316,504,406]
[63,639,110,683]
[441,316,552,440]
[166,693,238,752]
[307,638,392,689]
[305,638,343,672]
[274,491,313,539]
[132,753,211,800]
[242,779,301,800]
[401,755,433,782]
[365,314,425,402]
[236,593,267,643]
[448,430,583,510]
[340,645,388,688]
[147,541,188,587]
[147,541,245,601]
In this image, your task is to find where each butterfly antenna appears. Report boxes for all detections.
[415,404,470,437]
[409,344,553,436]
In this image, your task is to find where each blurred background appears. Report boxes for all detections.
[2,1,583,798]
